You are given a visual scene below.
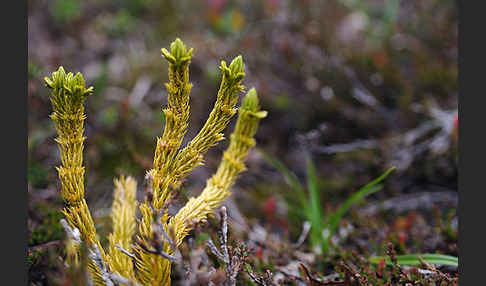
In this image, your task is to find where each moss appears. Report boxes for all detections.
[29,208,65,246]
[28,62,42,80]
[28,250,42,268]
[28,164,49,189]
[50,0,82,25]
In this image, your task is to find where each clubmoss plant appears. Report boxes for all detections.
[107,176,138,280]
[45,38,266,286]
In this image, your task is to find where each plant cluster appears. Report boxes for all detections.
[264,153,395,254]
[44,38,266,285]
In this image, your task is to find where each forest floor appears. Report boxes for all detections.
[28,0,458,284]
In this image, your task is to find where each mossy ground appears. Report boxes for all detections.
[28,0,457,284]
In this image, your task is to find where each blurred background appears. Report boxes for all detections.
[28,0,457,283]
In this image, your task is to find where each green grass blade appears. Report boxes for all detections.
[305,156,324,249]
[326,167,396,237]
[369,253,458,267]
[306,157,323,226]
[260,150,308,208]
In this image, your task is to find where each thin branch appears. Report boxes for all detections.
[219,206,230,262]
[108,273,142,286]
[115,244,135,260]
[60,219,81,245]
[206,238,228,263]
[136,240,178,263]
[88,244,114,286]
[299,263,346,285]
